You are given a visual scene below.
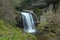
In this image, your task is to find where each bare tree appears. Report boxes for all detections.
[2,0,16,24]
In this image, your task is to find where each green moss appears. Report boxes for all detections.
[34,8,42,15]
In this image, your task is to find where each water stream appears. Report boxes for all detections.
[21,12,36,33]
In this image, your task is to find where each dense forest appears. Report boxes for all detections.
[0,0,60,40]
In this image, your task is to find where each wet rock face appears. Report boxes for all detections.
[15,6,23,11]
[15,15,24,29]
[31,1,48,9]
[20,0,48,9]
[0,0,2,6]
[19,0,60,10]
[45,0,59,3]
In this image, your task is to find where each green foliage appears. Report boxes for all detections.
[0,20,37,40]
[0,20,11,34]
[48,21,57,32]
[21,0,32,8]
[33,8,42,20]
[33,8,42,15]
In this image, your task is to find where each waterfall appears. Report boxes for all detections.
[21,12,36,33]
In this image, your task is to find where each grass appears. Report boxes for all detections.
[0,20,37,40]
[0,19,58,40]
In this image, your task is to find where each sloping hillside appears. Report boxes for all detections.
[0,0,60,40]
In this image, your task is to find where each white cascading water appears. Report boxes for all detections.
[21,12,36,33]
